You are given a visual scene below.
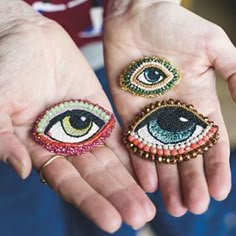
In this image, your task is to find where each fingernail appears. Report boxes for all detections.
[131,224,144,231]
[131,226,139,230]
[143,199,156,222]
[146,208,156,222]
[7,157,25,179]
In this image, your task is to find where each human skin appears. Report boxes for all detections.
[0,0,156,232]
[104,0,236,216]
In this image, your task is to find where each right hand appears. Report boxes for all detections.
[104,1,234,217]
[0,8,155,232]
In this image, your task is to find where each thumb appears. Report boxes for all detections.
[208,26,236,101]
[0,113,32,179]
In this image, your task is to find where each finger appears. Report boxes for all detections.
[70,146,156,229]
[178,156,210,214]
[156,163,187,217]
[130,154,158,192]
[208,26,236,101]
[204,99,231,201]
[29,143,122,233]
[0,113,31,179]
[104,50,159,192]
[105,125,134,175]
[112,94,159,192]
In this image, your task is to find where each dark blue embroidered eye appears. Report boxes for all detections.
[138,67,167,85]
[125,100,219,163]
[135,106,207,145]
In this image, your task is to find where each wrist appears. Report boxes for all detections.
[0,0,47,33]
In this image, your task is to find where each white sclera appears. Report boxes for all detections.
[38,101,111,143]
[137,70,164,85]
[47,122,100,143]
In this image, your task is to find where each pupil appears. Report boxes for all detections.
[69,113,90,129]
[154,107,207,132]
[156,107,194,132]
[144,67,167,83]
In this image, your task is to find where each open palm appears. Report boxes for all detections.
[104,2,236,216]
[0,18,155,232]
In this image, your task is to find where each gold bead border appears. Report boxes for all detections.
[123,99,220,164]
[119,56,182,98]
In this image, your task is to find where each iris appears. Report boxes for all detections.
[143,67,167,84]
[135,106,207,145]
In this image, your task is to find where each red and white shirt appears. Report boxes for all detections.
[24,0,107,47]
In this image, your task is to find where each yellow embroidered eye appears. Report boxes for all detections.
[125,100,219,163]
[33,100,115,156]
[62,115,93,137]
[44,108,107,144]
[120,56,181,97]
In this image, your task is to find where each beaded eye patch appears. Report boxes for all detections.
[120,56,181,97]
[124,100,219,164]
[33,100,115,156]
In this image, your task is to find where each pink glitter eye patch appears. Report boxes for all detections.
[33,100,115,156]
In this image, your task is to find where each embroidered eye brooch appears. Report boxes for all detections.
[33,100,115,156]
[120,56,181,97]
[124,100,219,164]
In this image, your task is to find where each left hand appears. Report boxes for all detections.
[104,1,236,216]
[0,13,155,232]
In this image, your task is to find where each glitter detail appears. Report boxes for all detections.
[33,100,115,156]
[124,100,219,164]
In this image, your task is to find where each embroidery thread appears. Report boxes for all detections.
[124,100,219,163]
[120,56,181,97]
[33,100,115,156]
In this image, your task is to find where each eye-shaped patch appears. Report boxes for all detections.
[120,56,181,97]
[124,100,219,164]
[33,100,115,156]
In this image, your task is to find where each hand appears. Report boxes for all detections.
[0,2,155,232]
[104,1,236,216]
